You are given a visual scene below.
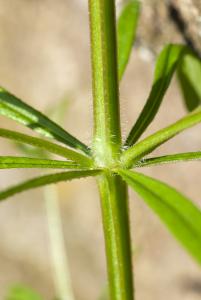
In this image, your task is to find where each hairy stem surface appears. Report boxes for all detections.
[89,0,134,299]
[98,174,134,300]
[89,0,121,166]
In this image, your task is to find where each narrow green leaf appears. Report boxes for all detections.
[122,107,201,168]
[0,156,82,169]
[0,88,90,154]
[118,169,201,265]
[6,285,43,300]
[13,96,70,158]
[14,143,48,158]
[0,128,93,167]
[135,151,201,167]
[178,50,201,111]
[125,44,186,146]
[0,170,100,202]
[117,0,140,80]
[47,94,70,126]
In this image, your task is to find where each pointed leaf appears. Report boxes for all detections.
[122,107,201,168]
[14,96,70,158]
[135,151,201,167]
[0,88,90,154]
[0,170,100,202]
[0,128,92,167]
[6,285,43,300]
[14,143,48,158]
[0,156,82,169]
[118,169,201,265]
[125,44,186,146]
[117,0,140,80]
[47,94,70,126]
[178,50,201,111]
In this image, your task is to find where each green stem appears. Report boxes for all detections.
[44,185,74,300]
[89,0,134,299]
[98,173,134,300]
[89,0,121,166]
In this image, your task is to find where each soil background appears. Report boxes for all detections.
[0,1,200,300]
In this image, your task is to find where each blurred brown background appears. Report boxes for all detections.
[0,1,200,299]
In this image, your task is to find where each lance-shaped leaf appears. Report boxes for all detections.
[0,156,83,169]
[117,0,140,80]
[118,169,201,265]
[14,143,47,158]
[122,107,201,168]
[134,151,201,167]
[6,285,43,300]
[0,169,100,202]
[47,94,70,126]
[177,50,201,111]
[125,44,186,146]
[0,88,90,154]
[13,95,70,158]
[0,128,92,167]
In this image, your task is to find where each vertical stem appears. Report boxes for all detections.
[89,0,134,299]
[44,185,74,300]
[98,174,134,300]
[89,0,121,165]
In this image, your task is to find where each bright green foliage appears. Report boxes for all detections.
[134,151,201,167]
[0,1,201,300]
[0,128,92,166]
[0,156,80,169]
[14,95,70,159]
[178,50,201,111]
[125,44,186,146]
[118,169,201,265]
[0,88,89,154]
[117,0,140,80]
[0,170,100,202]
[122,107,201,168]
[6,285,43,300]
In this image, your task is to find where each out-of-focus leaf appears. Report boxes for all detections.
[98,287,109,300]
[125,44,186,146]
[47,95,70,126]
[135,151,201,167]
[6,285,43,300]
[0,128,92,167]
[0,88,90,154]
[117,0,140,79]
[14,143,47,158]
[0,169,101,202]
[118,169,201,265]
[122,107,201,168]
[178,51,201,111]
